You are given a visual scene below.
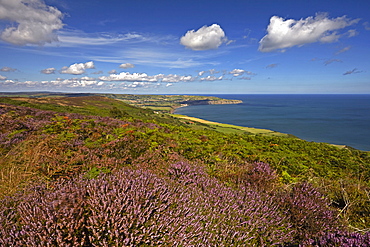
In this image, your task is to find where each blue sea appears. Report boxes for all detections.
[174,94,370,151]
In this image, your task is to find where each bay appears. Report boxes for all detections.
[174,94,370,151]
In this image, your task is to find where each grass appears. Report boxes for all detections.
[171,114,292,137]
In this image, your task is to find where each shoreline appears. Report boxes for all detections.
[169,98,242,114]
[170,99,289,137]
[172,95,370,153]
[171,114,291,137]
[171,114,354,149]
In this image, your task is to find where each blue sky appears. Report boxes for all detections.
[0,0,369,94]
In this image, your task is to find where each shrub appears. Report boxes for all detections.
[0,164,293,246]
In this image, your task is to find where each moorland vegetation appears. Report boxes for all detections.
[0,94,369,246]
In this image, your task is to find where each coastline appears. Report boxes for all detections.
[170,97,289,137]
[171,114,354,150]
[171,114,291,137]
[169,98,242,114]
[172,94,370,151]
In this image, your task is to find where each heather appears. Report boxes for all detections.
[0,163,360,246]
[1,95,370,245]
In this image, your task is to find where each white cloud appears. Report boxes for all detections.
[3,79,15,84]
[0,0,64,45]
[180,24,228,51]
[229,69,255,77]
[200,75,223,81]
[198,71,206,76]
[48,78,104,88]
[198,69,220,76]
[0,66,17,72]
[84,61,95,69]
[41,68,56,74]
[229,69,246,76]
[56,30,152,47]
[0,77,106,89]
[347,29,358,37]
[161,75,195,83]
[99,72,160,82]
[108,69,117,74]
[259,13,359,52]
[0,75,7,80]
[60,61,95,75]
[80,76,96,81]
[119,63,135,69]
[99,72,196,83]
[123,81,152,88]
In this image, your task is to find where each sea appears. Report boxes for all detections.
[174,94,370,151]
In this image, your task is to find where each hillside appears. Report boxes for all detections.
[0,92,243,113]
[0,94,369,245]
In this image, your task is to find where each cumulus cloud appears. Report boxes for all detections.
[41,68,56,74]
[209,69,219,74]
[198,71,206,76]
[324,59,342,65]
[99,72,196,83]
[0,66,17,72]
[121,81,152,89]
[83,61,95,69]
[198,69,220,76]
[80,76,96,81]
[229,69,254,77]
[229,69,245,76]
[161,75,195,83]
[0,77,106,90]
[108,69,118,74]
[60,61,95,75]
[0,0,64,45]
[200,75,223,81]
[343,68,363,75]
[259,13,359,52]
[0,75,7,80]
[99,72,161,82]
[180,24,228,50]
[119,63,135,69]
[46,77,104,88]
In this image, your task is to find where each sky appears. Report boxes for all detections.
[0,0,369,94]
